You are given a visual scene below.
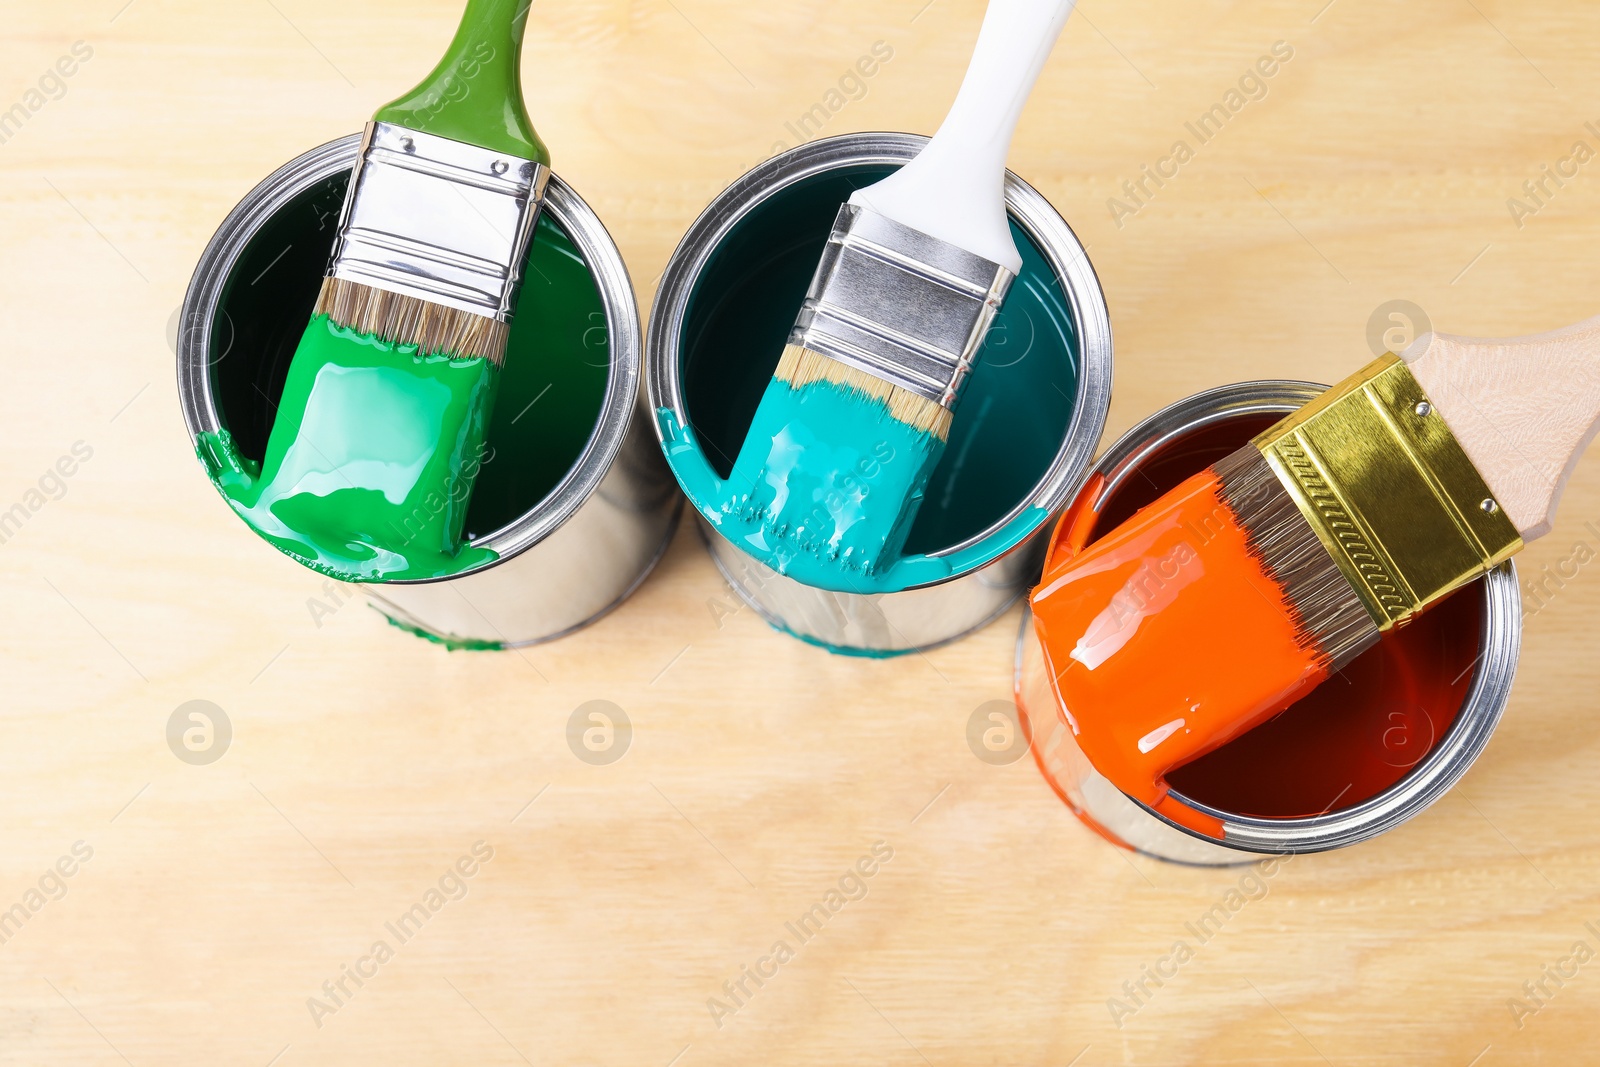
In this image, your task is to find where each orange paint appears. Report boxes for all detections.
[1026,412,1485,839]
[1165,586,1478,816]
[1029,464,1329,831]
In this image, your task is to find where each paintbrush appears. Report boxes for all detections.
[1029,316,1600,807]
[724,0,1077,586]
[219,0,551,582]
[317,0,548,366]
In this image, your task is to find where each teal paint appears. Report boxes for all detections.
[659,408,1050,595]
[664,163,1079,595]
[719,374,942,585]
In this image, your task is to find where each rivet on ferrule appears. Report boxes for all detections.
[1252,353,1523,631]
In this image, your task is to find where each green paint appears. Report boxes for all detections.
[373,0,549,164]
[664,163,1079,595]
[207,0,560,586]
[203,181,610,586]
[467,216,612,535]
[200,316,500,583]
[720,376,942,583]
[382,613,505,652]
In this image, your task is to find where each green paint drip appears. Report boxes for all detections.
[382,613,505,652]
[374,0,549,164]
[721,376,943,583]
[659,407,1049,595]
[203,211,610,584]
[200,316,499,582]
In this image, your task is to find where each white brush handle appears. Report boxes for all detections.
[1402,313,1600,541]
[850,0,1077,273]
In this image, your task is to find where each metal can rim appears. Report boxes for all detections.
[644,131,1114,572]
[1036,379,1522,855]
[176,133,644,585]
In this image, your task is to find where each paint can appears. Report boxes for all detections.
[178,135,681,648]
[646,133,1112,656]
[1016,380,1522,863]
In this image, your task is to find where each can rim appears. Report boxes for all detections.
[1048,379,1521,854]
[644,131,1114,571]
[176,134,643,585]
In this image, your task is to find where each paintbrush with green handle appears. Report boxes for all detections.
[319,0,549,356]
[722,0,1077,590]
[214,0,551,582]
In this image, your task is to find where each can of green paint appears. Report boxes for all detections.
[178,135,680,648]
[646,133,1113,656]
[1015,381,1523,863]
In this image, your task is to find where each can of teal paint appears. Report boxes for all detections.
[646,133,1113,656]
[1015,381,1522,863]
[178,135,680,648]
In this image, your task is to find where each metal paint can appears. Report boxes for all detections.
[1015,381,1522,863]
[646,133,1112,656]
[178,135,680,648]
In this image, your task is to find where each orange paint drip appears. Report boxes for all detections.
[1029,467,1330,828]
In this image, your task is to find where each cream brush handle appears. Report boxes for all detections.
[1403,313,1600,540]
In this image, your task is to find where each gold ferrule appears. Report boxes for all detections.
[1253,353,1523,631]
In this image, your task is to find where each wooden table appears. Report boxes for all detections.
[3,1,1598,1063]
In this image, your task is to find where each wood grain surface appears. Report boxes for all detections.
[3,1,1600,1064]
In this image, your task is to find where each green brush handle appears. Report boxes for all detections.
[373,0,549,165]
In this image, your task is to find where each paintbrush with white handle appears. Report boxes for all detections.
[722,0,1078,588]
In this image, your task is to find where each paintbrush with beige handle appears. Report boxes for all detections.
[1405,315,1600,540]
[1028,313,1600,813]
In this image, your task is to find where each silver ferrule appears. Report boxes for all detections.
[327,122,550,322]
[788,204,1015,409]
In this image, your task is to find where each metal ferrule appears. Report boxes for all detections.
[327,122,550,322]
[788,204,1015,409]
[1254,354,1524,631]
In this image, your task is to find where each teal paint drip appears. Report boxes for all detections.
[722,375,943,582]
[658,408,1049,597]
[663,169,1081,600]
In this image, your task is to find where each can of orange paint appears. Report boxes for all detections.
[177,135,681,648]
[1015,380,1522,863]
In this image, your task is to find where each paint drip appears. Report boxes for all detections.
[659,408,1047,597]
[1029,467,1329,830]
[198,315,499,582]
[719,374,943,585]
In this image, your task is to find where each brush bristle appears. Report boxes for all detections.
[1214,444,1380,670]
[313,277,508,366]
[773,344,952,440]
